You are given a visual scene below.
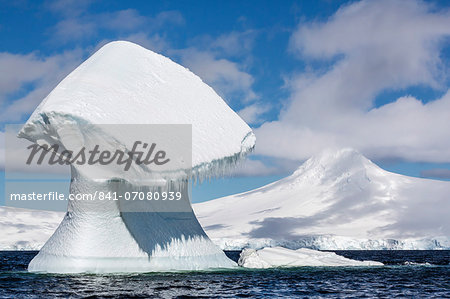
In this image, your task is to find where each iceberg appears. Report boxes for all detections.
[238,247,383,268]
[18,41,255,273]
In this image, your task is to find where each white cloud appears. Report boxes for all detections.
[52,18,97,42]
[256,0,450,163]
[51,9,184,44]
[45,0,91,17]
[150,10,185,28]
[238,103,270,124]
[195,30,257,57]
[175,48,258,103]
[0,49,84,122]
[102,9,149,31]
[169,30,259,105]
[228,154,302,177]
[232,159,279,177]
[0,52,49,102]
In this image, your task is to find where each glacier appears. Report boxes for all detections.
[194,148,450,250]
[16,41,255,273]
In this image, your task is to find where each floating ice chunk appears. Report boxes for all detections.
[238,247,383,268]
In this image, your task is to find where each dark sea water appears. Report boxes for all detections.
[0,251,449,298]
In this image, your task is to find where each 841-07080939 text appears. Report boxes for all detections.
[9,191,182,201]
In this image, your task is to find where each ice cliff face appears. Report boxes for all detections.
[18,41,254,273]
[194,148,450,250]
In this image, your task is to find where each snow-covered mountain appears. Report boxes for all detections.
[194,148,450,250]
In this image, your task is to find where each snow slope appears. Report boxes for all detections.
[194,148,450,250]
[14,41,255,273]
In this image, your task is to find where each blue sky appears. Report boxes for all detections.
[1,0,450,203]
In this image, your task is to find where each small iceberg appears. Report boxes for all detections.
[238,247,383,268]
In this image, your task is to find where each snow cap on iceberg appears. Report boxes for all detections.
[19,41,255,180]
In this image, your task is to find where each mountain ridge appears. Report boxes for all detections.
[194,148,450,250]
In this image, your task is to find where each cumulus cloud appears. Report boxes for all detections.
[191,30,257,57]
[169,31,258,104]
[149,10,185,28]
[45,0,92,17]
[50,6,184,44]
[232,159,279,177]
[0,49,84,122]
[169,30,260,105]
[238,103,270,124]
[256,0,450,163]
[174,47,258,104]
[231,156,300,177]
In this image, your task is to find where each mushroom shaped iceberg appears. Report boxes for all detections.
[19,41,255,273]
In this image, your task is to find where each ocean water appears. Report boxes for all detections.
[0,251,449,298]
